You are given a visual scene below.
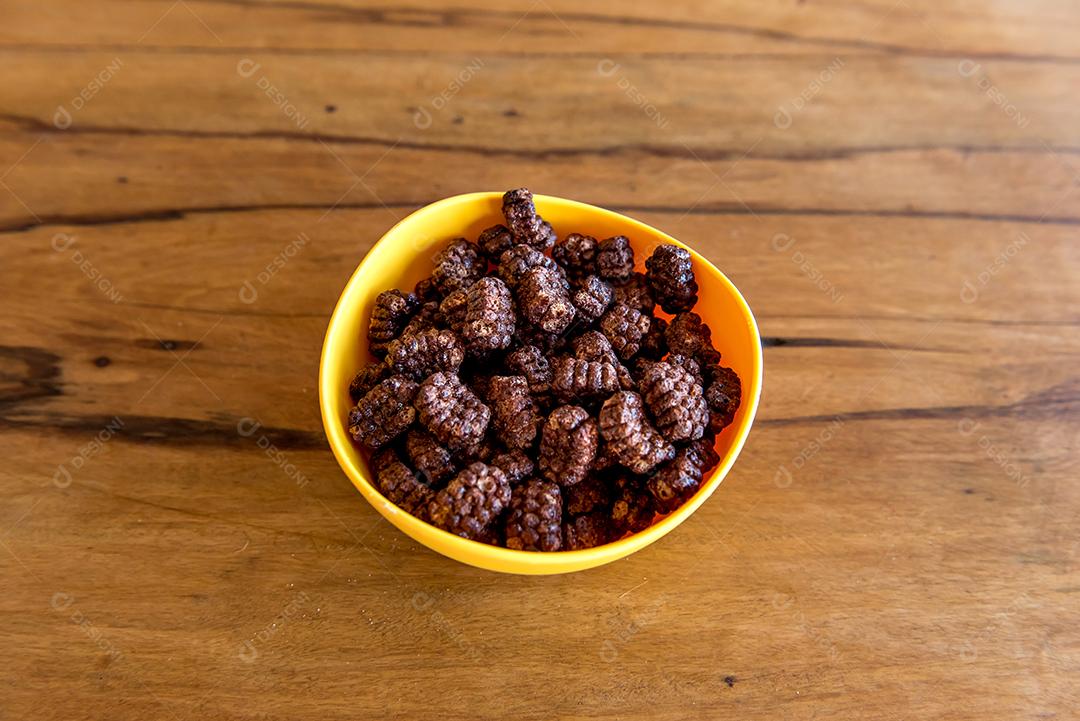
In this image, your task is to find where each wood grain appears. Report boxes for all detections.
[1,2,1077,720]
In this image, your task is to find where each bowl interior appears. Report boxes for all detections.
[319,192,762,574]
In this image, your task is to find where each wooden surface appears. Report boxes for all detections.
[1,2,1077,719]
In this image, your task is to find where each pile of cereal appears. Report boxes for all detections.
[347,188,741,551]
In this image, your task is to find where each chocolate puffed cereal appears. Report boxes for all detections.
[343,187,743,550]
[645,244,698,314]
[463,276,515,356]
[427,462,511,540]
[414,372,490,452]
[489,375,541,450]
[517,266,577,335]
[368,289,419,357]
[348,376,419,450]
[552,232,599,285]
[598,391,675,474]
[539,405,598,487]
[372,447,434,521]
[504,479,563,552]
[386,327,464,381]
[596,235,635,285]
[502,187,556,251]
[405,428,457,486]
[431,238,483,296]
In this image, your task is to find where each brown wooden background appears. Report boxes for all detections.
[1,1,1077,719]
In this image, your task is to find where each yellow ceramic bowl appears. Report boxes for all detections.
[319,192,762,575]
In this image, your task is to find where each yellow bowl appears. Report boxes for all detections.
[319,192,762,575]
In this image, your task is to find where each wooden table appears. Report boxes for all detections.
[2,2,1077,719]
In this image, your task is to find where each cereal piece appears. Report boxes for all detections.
[348,376,419,450]
[348,361,389,402]
[504,345,552,396]
[477,224,514,260]
[573,330,634,388]
[371,448,434,520]
[573,330,619,365]
[368,289,419,356]
[705,365,742,432]
[456,435,498,464]
[571,275,613,324]
[666,353,704,387]
[432,238,483,296]
[598,391,675,474]
[645,244,698,314]
[598,302,651,360]
[463,276,515,355]
[518,266,577,335]
[414,372,491,451]
[436,288,469,335]
[596,235,635,285]
[502,188,556,251]
[427,462,511,540]
[610,476,656,534]
[563,512,613,550]
[552,232,598,285]
[612,272,654,314]
[386,328,465,381]
[468,372,495,402]
[405,428,457,486]
[496,244,563,290]
[413,276,440,303]
[490,449,535,486]
[504,479,563,552]
[489,375,541,449]
[647,439,719,512]
[550,356,621,401]
[564,475,613,516]
[694,434,722,473]
[632,357,659,383]
[665,312,721,365]
[370,446,398,475]
[539,405,598,486]
[590,439,619,472]
[400,300,439,339]
[513,323,567,356]
[637,316,668,360]
[639,360,709,443]
[538,222,557,250]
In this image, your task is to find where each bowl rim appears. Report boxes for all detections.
[318,191,763,572]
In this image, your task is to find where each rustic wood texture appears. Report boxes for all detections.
[1,2,1077,719]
